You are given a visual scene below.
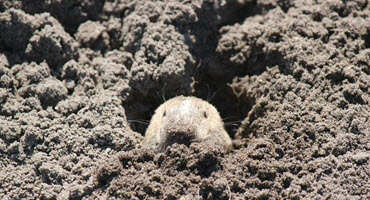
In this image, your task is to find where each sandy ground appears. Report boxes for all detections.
[0,0,369,199]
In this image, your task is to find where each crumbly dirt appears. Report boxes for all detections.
[0,0,369,199]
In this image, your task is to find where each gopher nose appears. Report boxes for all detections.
[163,113,198,148]
[165,131,196,147]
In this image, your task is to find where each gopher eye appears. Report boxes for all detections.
[163,111,166,117]
[203,111,207,118]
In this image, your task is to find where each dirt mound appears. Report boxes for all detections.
[0,0,369,199]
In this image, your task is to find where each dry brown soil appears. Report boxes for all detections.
[0,0,369,199]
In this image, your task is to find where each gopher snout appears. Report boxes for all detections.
[162,112,199,148]
[164,131,196,147]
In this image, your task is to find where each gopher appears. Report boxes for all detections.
[142,96,232,152]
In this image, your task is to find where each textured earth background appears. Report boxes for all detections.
[0,0,369,199]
